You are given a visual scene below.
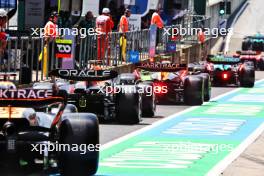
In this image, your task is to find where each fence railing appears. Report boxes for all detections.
[0,17,211,83]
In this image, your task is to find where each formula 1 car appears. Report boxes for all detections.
[135,61,211,105]
[0,89,99,176]
[234,51,264,70]
[242,35,264,51]
[49,69,154,124]
[202,55,255,87]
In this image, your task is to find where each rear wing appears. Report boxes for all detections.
[0,89,67,108]
[0,73,17,81]
[235,51,261,60]
[244,36,264,40]
[236,51,259,55]
[207,55,241,65]
[136,63,187,72]
[49,69,118,81]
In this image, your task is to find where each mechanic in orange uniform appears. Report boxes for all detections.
[119,9,131,62]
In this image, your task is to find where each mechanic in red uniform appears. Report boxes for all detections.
[96,8,114,64]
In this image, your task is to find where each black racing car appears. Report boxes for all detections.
[0,89,99,176]
[201,55,255,87]
[135,62,211,105]
[49,69,156,124]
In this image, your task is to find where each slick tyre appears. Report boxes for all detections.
[138,82,156,117]
[58,113,99,176]
[199,73,211,102]
[242,40,250,51]
[239,66,255,88]
[184,75,204,105]
[116,86,142,124]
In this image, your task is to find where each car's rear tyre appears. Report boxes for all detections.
[184,75,204,105]
[116,86,142,124]
[138,82,156,117]
[252,41,263,51]
[199,73,211,102]
[242,40,250,51]
[239,66,255,88]
[58,113,99,176]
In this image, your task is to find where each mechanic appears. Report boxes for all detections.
[43,11,59,73]
[96,8,114,62]
[44,11,59,39]
[119,9,131,62]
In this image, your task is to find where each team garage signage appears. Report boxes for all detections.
[55,39,73,59]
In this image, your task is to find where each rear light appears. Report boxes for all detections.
[222,73,228,80]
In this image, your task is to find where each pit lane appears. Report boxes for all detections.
[1,71,263,176]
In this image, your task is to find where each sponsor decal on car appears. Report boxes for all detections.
[57,69,112,77]
[0,89,53,99]
[208,56,240,63]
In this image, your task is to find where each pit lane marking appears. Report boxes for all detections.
[100,141,213,169]
[228,94,264,102]
[163,118,245,136]
[203,104,263,116]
